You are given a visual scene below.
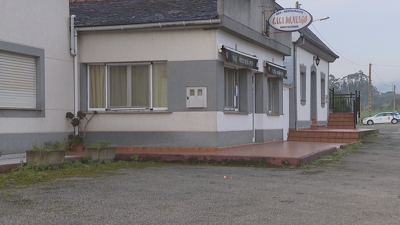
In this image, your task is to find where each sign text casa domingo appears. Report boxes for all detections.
[268,8,313,32]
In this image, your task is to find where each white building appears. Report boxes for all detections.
[0,0,74,154]
[0,0,337,154]
[70,0,291,150]
[284,28,339,130]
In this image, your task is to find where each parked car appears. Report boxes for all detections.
[362,112,400,125]
[393,112,400,122]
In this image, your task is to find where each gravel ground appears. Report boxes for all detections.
[1,124,400,225]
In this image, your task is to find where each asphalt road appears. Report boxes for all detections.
[1,124,400,225]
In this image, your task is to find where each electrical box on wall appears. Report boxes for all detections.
[186,87,207,108]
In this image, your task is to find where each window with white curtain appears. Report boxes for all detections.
[88,62,167,110]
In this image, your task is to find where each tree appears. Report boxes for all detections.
[329,74,341,92]
[329,71,380,106]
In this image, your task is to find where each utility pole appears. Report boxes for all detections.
[368,63,372,117]
[394,85,396,112]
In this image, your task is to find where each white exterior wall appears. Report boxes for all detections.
[317,59,329,122]
[87,112,218,132]
[295,47,329,123]
[79,28,288,137]
[0,1,73,134]
[296,47,312,121]
[79,29,217,63]
[79,29,219,133]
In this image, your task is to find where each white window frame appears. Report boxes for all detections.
[87,62,167,111]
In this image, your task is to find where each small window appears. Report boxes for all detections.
[300,72,306,102]
[321,72,326,106]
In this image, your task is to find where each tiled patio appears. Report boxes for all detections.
[0,128,377,172]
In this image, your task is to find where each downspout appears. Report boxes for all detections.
[70,15,78,135]
[293,34,305,130]
[252,74,255,143]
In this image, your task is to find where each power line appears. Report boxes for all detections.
[311,24,368,67]
[372,67,391,88]
[311,25,400,68]
[372,64,400,67]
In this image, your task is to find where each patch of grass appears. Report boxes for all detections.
[300,142,362,169]
[0,160,173,189]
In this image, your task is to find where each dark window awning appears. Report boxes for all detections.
[263,61,287,79]
[219,45,258,70]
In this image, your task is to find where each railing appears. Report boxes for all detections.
[329,88,360,128]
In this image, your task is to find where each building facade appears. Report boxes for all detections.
[0,0,74,154]
[284,28,338,130]
[71,0,292,150]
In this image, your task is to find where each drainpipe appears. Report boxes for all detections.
[70,15,78,135]
[293,34,305,130]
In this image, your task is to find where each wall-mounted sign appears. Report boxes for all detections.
[264,61,287,79]
[268,8,313,32]
[220,45,258,70]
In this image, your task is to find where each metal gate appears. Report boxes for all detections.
[329,88,360,128]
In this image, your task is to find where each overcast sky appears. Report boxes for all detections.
[276,0,400,93]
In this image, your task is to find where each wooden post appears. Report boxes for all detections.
[368,63,372,117]
[394,85,396,112]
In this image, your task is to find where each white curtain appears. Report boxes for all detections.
[131,65,149,107]
[152,63,168,108]
[109,66,127,107]
[89,65,105,108]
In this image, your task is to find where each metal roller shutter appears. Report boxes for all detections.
[0,50,36,108]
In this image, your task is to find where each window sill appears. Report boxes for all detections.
[223,111,250,115]
[0,107,42,111]
[86,110,172,114]
[267,113,282,116]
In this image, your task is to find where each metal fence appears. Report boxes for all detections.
[329,88,360,128]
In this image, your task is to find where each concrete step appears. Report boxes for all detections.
[287,130,359,143]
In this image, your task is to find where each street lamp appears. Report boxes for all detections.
[313,17,330,22]
[313,55,320,66]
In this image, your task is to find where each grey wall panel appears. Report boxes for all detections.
[255,129,283,143]
[168,60,221,112]
[255,72,267,114]
[289,86,295,128]
[217,130,253,147]
[85,131,219,148]
[0,132,71,154]
[297,120,312,129]
[238,69,252,113]
[85,130,254,148]
[216,61,225,111]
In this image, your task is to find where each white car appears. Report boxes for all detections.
[362,112,400,125]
